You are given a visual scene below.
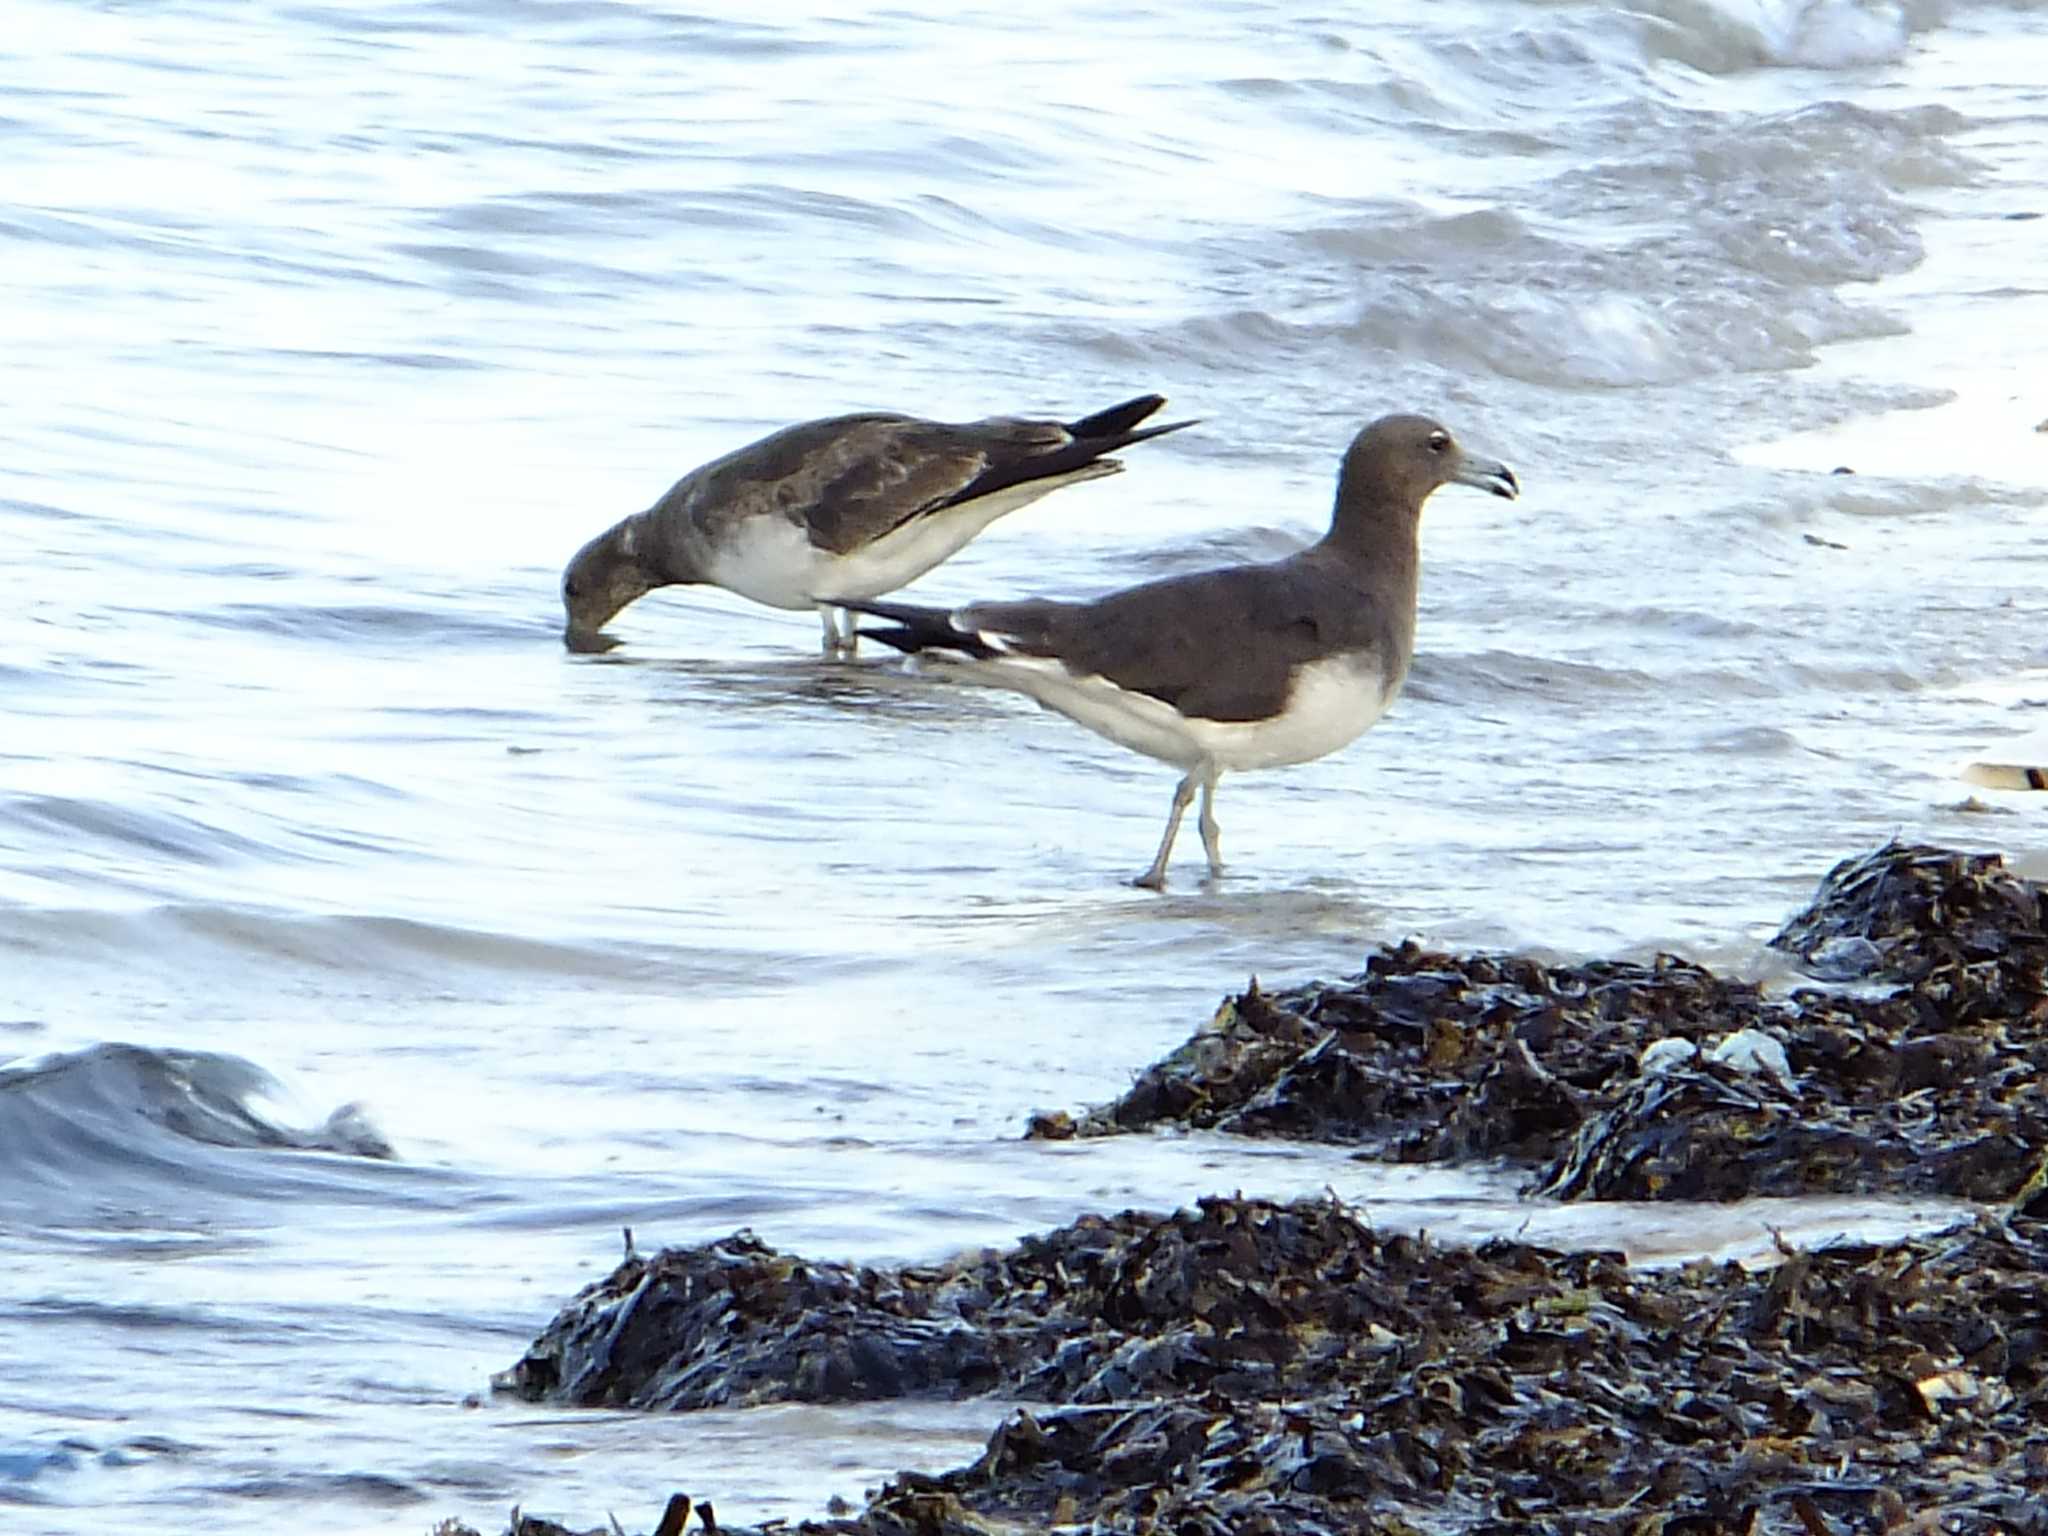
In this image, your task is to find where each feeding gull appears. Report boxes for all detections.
[560,395,1192,653]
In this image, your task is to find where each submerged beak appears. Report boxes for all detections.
[563,626,622,655]
[1455,453,1520,501]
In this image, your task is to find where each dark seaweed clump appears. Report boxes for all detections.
[1028,841,2048,1206]
[456,843,2048,1534]
[487,1197,2048,1535]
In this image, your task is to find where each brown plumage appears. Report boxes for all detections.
[560,395,1192,653]
[850,414,1520,889]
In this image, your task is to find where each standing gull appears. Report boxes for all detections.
[560,395,1192,654]
[847,414,1519,888]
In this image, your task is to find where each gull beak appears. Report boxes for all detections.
[1455,453,1520,501]
[563,626,622,655]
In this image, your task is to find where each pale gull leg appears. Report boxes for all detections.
[1133,772,1197,891]
[816,603,858,657]
[1197,769,1224,878]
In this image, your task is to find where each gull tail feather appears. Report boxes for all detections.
[843,598,1000,660]
[1066,394,1200,453]
[934,395,1194,516]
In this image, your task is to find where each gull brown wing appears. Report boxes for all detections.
[655,398,1189,561]
[971,558,1391,726]
[803,401,1185,556]
[654,413,987,557]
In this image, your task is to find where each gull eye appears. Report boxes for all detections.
[564,576,582,601]
[1427,430,1451,454]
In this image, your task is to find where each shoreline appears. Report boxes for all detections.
[453,838,2048,1535]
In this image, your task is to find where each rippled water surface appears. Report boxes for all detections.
[5,1,2047,1531]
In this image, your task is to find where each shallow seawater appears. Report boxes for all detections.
[4,2,2046,1532]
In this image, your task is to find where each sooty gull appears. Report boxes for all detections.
[561,395,1192,654]
[848,414,1519,889]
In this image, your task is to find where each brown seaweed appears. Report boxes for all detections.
[485,1200,2048,1535]
[461,842,2048,1534]
[1030,841,2048,1207]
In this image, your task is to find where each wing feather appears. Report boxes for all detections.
[648,399,1186,561]
[968,559,1385,725]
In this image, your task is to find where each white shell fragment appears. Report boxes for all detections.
[1707,1028,1798,1091]
[1639,1038,1699,1076]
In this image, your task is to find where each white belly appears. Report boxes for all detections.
[1197,654,1396,771]
[698,514,823,610]
[812,467,1110,603]
[698,466,1114,611]
[955,652,1396,774]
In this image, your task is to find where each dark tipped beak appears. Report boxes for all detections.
[563,627,622,655]
[1455,455,1519,501]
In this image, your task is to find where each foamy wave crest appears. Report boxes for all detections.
[0,1043,394,1219]
[1633,0,1937,71]
[1161,97,1953,391]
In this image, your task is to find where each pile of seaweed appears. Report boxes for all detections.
[1028,841,2048,1204]
[487,1196,2048,1534]
[457,842,2048,1534]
